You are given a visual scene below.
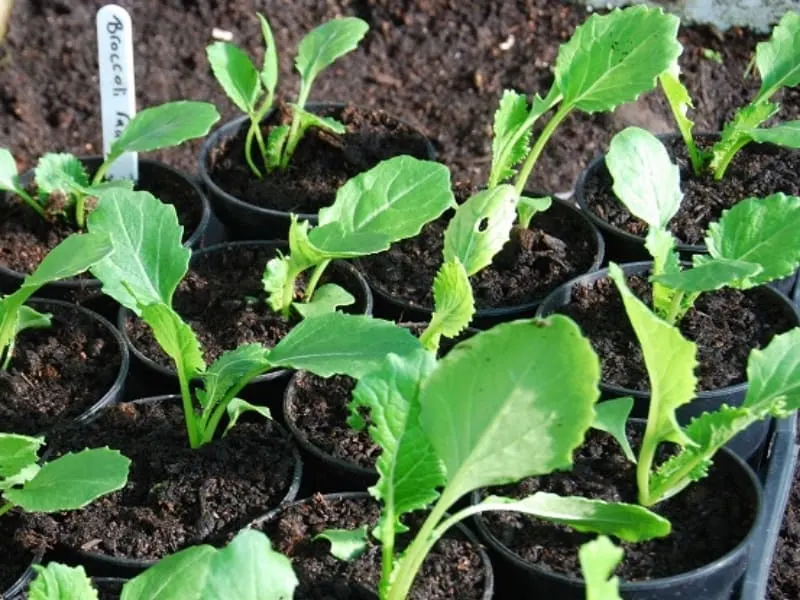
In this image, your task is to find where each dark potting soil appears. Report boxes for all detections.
[1,514,35,595]
[0,303,121,436]
[4,3,800,196]
[359,199,596,310]
[94,579,124,600]
[583,137,800,245]
[257,495,485,600]
[0,175,202,276]
[558,274,794,391]
[19,400,296,560]
[480,428,756,581]
[208,103,431,214]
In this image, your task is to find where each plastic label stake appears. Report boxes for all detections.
[96,4,137,180]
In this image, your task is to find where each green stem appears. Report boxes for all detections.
[636,418,661,506]
[663,289,684,326]
[199,368,271,445]
[92,158,114,185]
[244,120,263,179]
[0,501,14,518]
[513,104,572,197]
[178,368,201,449]
[280,271,300,320]
[712,138,750,181]
[304,259,330,302]
[280,83,312,170]
[13,188,46,219]
[379,496,396,596]
[417,324,439,353]
[74,194,86,229]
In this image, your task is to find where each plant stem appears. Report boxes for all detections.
[91,159,113,186]
[279,271,299,320]
[75,194,86,229]
[244,120,263,179]
[663,290,684,326]
[513,104,572,196]
[178,368,200,449]
[0,500,14,518]
[304,260,330,302]
[379,496,396,595]
[280,83,312,170]
[14,188,46,219]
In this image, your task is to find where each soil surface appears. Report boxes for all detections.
[208,103,432,214]
[480,428,756,581]
[359,198,597,311]
[0,302,121,436]
[125,244,363,369]
[582,137,800,246]
[1,514,35,595]
[19,400,297,560]
[3,2,799,195]
[557,274,794,391]
[257,495,486,600]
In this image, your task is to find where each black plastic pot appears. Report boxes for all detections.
[198,104,436,241]
[536,262,800,460]
[118,240,373,411]
[575,134,798,296]
[0,158,211,319]
[2,550,43,600]
[68,394,303,578]
[251,492,494,599]
[361,197,605,329]
[473,439,762,600]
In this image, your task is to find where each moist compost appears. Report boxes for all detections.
[1,514,35,595]
[480,428,756,581]
[257,495,486,600]
[583,137,800,245]
[207,103,431,214]
[359,199,597,310]
[0,172,202,276]
[0,302,121,435]
[125,244,361,368]
[19,400,297,560]
[557,274,794,391]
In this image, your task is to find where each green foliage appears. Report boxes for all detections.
[592,397,636,463]
[419,258,475,352]
[658,65,704,173]
[313,526,369,561]
[29,563,98,600]
[579,537,624,600]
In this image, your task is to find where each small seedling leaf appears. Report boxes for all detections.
[592,397,636,463]
[29,563,98,600]
[579,536,624,600]
[293,284,355,318]
[206,42,262,114]
[314,526,369,561]
[295,18,369,87]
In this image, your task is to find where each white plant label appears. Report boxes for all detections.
[96,4,137,180]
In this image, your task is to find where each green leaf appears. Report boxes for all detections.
[421,259,475,351]
[29,563,98,600]
[224,398,271,436]
[592,398,636,463]
[658,65,703,174]
[295,18,368,88]
[265,124,290,170]
[478,493,670,542]
[443,185,518,276]
[291,105,347,135]
[419,316,600,500]
[109,101,221,160]
[710,102,780,175]
[0,148,25,195]
[307,223,390,257]
[314,526,369,561]
[257,13,279,96]
[6,448,130,513]
[746,121,800,148]
[206,42,261,114]
[318,156,454,244]
[197,344,271,410]
[517,195,552,229]
[24,233,113,290]
[293,284,355,318]
[35,153,89,195]
[555,6,681,114]
[652,258,763,292]
[88,189,190,313]
[754,11,800,104]
[580,537,624,600]
[489,90,532,186]
[606,127,682,230]
[349,350,443,533]
[744,327,800,414]
[0,433,43,479]
[122,529,298,600]
[608,263,696,447]
[12,305,51,337]
[645,228,681,316]
[704,194,800,287]
[140,304,205,379]
[267,313,422,379]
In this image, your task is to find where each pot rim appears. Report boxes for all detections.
[2,549,44,598]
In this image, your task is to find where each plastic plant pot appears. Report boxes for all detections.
[536,262,800,460]
[250,491,494,600]
[1,550,43,600]
[473,430,763,600]
[197,104,436,241]
[361,197,605,329]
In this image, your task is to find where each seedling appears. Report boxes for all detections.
[264,155,455,319]
[660,11,800,179]
[207,13,368,177]
[0,432,129,519]
[606,263,800,506]
[0,100,220,228]
[0,232,113,369]
[88,189,422,448]
[605,126,800,325]
[314,318,670,600]
[580,536,624,600]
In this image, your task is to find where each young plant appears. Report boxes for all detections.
[0,100,219,227]
[605,126,800,325]
[0,232,113,369]
[486,5,681,227]
[207,13,368,177]
[606,262,800,506]
[88,189,423,449]
[264,155,455,319]
[660,11,800,179]
[0,432,129,519]
[315,318,670,600]
[580,536,624,600]
[26,529,297,600]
